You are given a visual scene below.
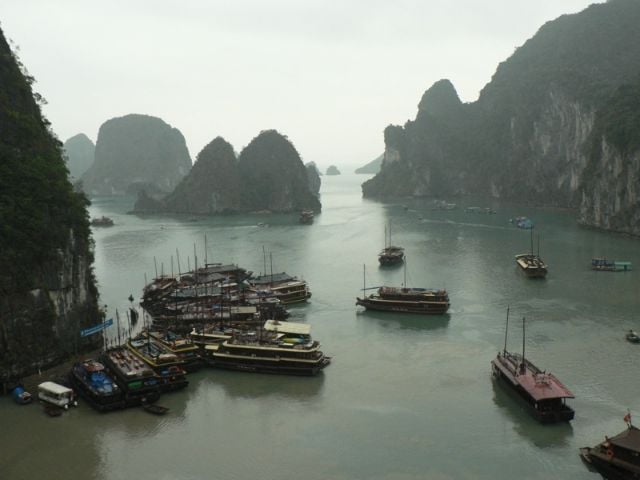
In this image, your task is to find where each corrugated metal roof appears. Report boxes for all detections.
[264,320,311,335]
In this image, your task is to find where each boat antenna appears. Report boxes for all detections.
[154,256,158,279]
[537,234,540,258]
[262,245,267,277]
[116,309,121,347]
[270,252,273,286]
[363,264,366,292]
[204,233,208,267]
[503,306,510,355]
[176,248,182,278]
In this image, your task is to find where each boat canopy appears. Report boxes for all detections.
[38,381,73,396]
[608,426,640,452]
[251,272,297,285]
[517,371,574,401]
[264,320,311,335]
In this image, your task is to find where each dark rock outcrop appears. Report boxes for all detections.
[326,165,340,175]
[238,130,321,212]
[81,114,191,196]
[63,133,95,180]
[0,27,102,384]
[355,154,383,174]
[363,0,640,235]
[161,137,242,214]
[133,130,320,214]
[305,162,321,197]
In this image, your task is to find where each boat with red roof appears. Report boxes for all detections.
[491,308,574,423]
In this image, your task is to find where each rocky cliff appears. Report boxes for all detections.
[363,0,640,235]
[133,130,321,214]
[161,137,242,214]
[355,154,383,174]
[0,27,102,385]
[326,165,341,176]
[81,114,192,196]
[305,162,322,197]
[238,130,321,212]
[63,133,95,180]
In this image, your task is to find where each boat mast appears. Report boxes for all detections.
[403,257,407,287]
[530,227,534,256]
[503,306,510,354]
[363,264,366,292]
[522,316,526,367]
[537,234,540,258]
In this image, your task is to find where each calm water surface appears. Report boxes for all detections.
[2,174,639,479]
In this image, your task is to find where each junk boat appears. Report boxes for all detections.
[145,330,204,372]
[592,258,632,272]
[204,320,331,376]
[127,337,189,392]
[356,263,449,315]
[378,224,404,266]
[100,347,161,406]
[69,359,126,412]
[491,310,574,423]
[249,272,311,304]
[90,216,114,227]
[580,416,640,479]
[515,228,547,278]
[37,381,77,410]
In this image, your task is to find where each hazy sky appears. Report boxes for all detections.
[3,0,599,170]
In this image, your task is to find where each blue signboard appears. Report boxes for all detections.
[80,318,113,337]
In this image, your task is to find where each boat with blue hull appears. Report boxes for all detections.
[69,359,126,412]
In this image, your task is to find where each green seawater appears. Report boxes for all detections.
[2,173,638,479]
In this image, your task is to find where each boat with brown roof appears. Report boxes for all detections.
[491,309,574,423]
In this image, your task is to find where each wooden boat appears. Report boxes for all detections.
[69,359,127,412]
[205,320,331,376]
[11,385,32,405]
[592,258,632,272]
[127,337,189,392]
[580,420,640,479]
[299,210,314,224]
[356,263,450,315]
[249,272,311,304]
[515,228,547,278]
[37,381,78,410]
[491,310,574,423]
[378,224,404,266]
[626,330,640,344]
[90,216,114,227]
[142,402,169,415]
[100,347,161,406]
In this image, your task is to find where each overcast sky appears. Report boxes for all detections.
[2,0,600,170]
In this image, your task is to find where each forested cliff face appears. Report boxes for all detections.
[133,130,321,214]
[81,114,192,196]
[363,0,640,235]
[0,28,102,383]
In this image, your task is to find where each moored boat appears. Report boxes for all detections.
[378,224,404,266]
[69,359,126,412]
[100,347,161,406]
[491,310,574,423]
[90,216,114,227]
[249,272,311,304]
[580,416,640,479]
[205,320,330,376]
[356,286,450,314]
[127,337,189,392]
[37,381,77,410]
[592,258,632,272]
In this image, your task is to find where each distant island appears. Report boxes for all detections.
[133,130,321,214]
[355,154,382,174]
[63,133,95,181]
[363,0,640,236]
[81,114,192,196]
[326,165,340,175]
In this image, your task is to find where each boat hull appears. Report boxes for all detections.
[579,447,640,480]
[356,297,449,315]
[207,356,330,376]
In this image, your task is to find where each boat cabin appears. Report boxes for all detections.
[37,381,76,409]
